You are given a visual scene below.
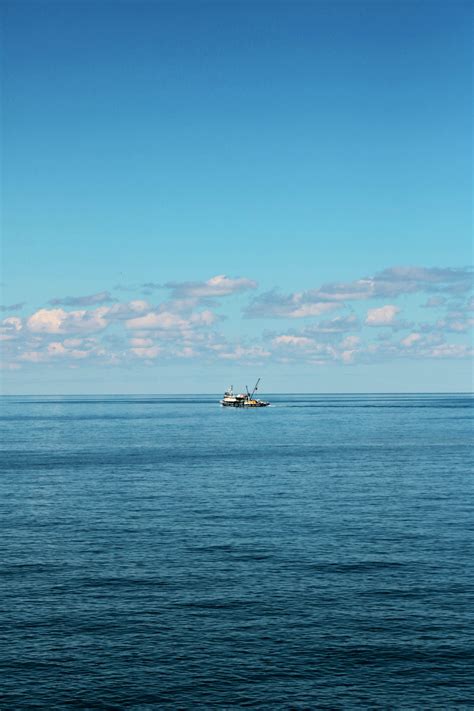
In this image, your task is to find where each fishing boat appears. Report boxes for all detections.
[220,378,270,407]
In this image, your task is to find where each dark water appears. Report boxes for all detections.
[1,393,473,709]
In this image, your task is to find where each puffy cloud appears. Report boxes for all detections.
[306,279,375,302]
[245,289,342,319]
[245,266,473,319]
[273,333,362,364]
[27,307,109,334]
[126,308,218,331]
[16,338,103,364]
[190,310,218,326]
[419,314,474,334]
[442,317,474,333]
[27,299,150,334]
[131,345,162,359]
[273,335,314,347]
[47,342,67,356]
[106,300,151,319]
[354,333,472,362]
[365,305,400,326]
[6,266,473,370]
[27,309,65,333]
[177,347,196,358]
[166,275,258,300]
[401,333,422,347]
[126,311,189,331]
[341,335,360,349]
[44,341,90,359]
[271,331,341,361]
[328,266,472,301]
[3,317,22,330]
[340,349,356,364]
[0,316,23,340]
[361,266,472,297]
[427,343,473,358]
[289,302,341,318]
[49,291,117,306]
[306,314,360,334]
[216,345,271,360]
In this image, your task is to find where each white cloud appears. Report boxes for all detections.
[190,310,217,326]
[428,343,473,358]
[166,275,258,300]
[7,266,473,370]
[340,350,356,364]
[217,345,271,360]
[401,333,422,347]
[245,289,342,319]
[177,346,196,358]
[46,341,90,359]
[47,342,67,356]
[27,309,65,333]
[27,307,109,334]
[126,308,218,331]
[341,335,360,349]
[107,300,151,319]
[2,316,22,330]
[126,311,189,331]
[444,318,474,332]
[420,314,474,334]
[245,266,473,319]
[365,305,400,326]
[287,302,341,318]
[0,316,23,341]
[273,335,314,347]
[131,345,162,359]
[129,300,150,312]
[307,314,360,334]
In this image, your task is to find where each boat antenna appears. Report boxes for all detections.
[250,378,261,399]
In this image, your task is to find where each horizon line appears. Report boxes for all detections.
[1,391,473,397]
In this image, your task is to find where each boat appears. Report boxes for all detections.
[220,378,270,407]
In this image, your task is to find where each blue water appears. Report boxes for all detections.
[1,393,473,709]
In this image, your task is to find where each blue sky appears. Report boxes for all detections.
[1,0,472,393]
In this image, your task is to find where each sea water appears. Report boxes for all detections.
[1,394,473,708]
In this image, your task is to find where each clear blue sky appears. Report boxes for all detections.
[1,0,472,393]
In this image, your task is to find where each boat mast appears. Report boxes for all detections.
[250,378,261,399]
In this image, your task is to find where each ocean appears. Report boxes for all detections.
[1,393,473,709]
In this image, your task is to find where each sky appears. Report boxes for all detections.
[1,0,472,394]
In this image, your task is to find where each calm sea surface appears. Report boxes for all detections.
[1,393,473,709]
